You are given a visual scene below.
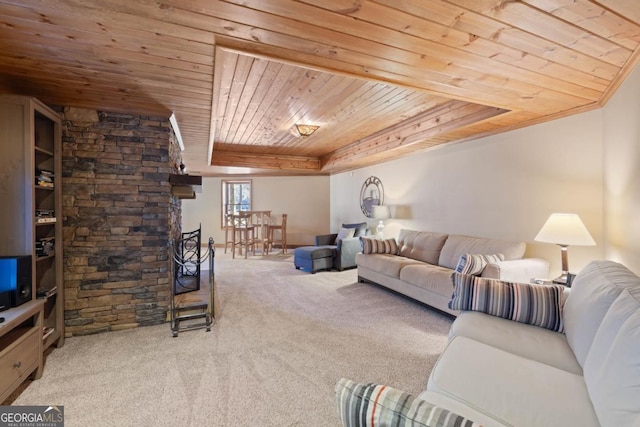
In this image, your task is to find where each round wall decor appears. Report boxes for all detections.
[360,176,384,218]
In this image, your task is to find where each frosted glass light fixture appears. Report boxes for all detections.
[534,213,595,285]
[294,124,319,137]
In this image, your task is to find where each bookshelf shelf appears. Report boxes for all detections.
[34,146,54,156]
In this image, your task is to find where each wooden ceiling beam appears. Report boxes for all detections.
[210,151,321,171]
[320,100,508,171]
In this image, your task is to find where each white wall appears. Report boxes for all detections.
[182,175,330,247]
[331,110,605,279]
[603,66,640,274]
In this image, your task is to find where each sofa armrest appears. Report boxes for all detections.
[335,237,362,270]
[482,258,550,283]
[315,233,338,246]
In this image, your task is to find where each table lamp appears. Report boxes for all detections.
[534,213,595,285]
[372,205,391,239]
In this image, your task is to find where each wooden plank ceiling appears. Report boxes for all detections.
[0,0,639,176]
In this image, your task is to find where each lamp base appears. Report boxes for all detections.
[376,221,385,239]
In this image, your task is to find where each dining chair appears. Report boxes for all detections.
[248,210,271,254]
[223,213,234,254]
[231,212,255,259]
[266,213,287,255]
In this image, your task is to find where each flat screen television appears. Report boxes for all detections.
[0,255,32,308]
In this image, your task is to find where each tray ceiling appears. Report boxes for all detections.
[1,0,639,175]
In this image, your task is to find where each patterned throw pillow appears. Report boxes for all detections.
[455,253,505,276]
[360,237,399,255]
[335,227,356,244]
[336,378,482,427]
[449,273,565,332]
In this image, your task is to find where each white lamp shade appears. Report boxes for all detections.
[534,213,595,246]
[372,205,391,220]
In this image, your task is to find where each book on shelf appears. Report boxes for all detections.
[36,180,54,187]
[36,209,55,218]
[36,237,55,257]
[35,217,57,224]
[35,168,55,186]
[36,168,54,178]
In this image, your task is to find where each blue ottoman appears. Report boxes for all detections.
[294,246,335,273]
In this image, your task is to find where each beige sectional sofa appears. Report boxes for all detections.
[337,260,640,427]
[356,229,550,315]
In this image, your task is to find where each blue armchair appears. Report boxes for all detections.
[314,222,368,271]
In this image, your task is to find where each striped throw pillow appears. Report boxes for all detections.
[455,253,504,276]
[360,237,399,255]
[336,378,481,427]
[449,273,565,332]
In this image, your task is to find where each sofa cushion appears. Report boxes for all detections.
[438,235,525,270]
[449,273,565,332]
[342,222,368,237]
[399,264,454,297]
[563,260,640,367]
[450,311,582,375]
[355,253,422,279]
[428,336,600,427]
[481,258,551,283]
[360,237,399,255]
[583,287,640,427]
[455,253,505,276]
[396,229,449,265]
[335,227,355,244]
[335,378,482,427]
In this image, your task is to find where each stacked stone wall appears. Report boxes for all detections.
[61,108,181,336]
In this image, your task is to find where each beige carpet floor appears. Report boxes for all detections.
[13,252,453,426]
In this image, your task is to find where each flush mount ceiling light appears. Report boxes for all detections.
[293,124,319,137]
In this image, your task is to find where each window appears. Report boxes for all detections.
[222,180,251,227]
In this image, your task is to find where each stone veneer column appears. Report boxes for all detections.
[62,108,182,336]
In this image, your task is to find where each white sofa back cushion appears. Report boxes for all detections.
[583,287,640,427]
[563,260,640,367]
[397,229,448,265]
[438,235,525,270]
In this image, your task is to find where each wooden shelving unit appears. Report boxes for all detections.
[33,105,64,352]
[0,95,64,400]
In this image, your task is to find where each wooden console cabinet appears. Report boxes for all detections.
[0,95,64,400]
[0,301,44,403]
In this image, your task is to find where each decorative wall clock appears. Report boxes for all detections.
[360,176,384,218]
